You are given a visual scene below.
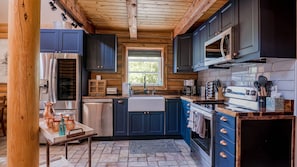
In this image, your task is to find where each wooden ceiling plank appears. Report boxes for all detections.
[126,0,138,39]
[57,0,95,33]
[173,0,228,37]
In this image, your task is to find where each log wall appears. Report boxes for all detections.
[91,30,198,94]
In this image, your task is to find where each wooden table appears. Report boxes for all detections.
[39,120,96,167]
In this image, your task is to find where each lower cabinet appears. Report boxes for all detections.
[181,100,191,146]
[129,112,164,136]
[113,99,128,136]
[165,99,181,135]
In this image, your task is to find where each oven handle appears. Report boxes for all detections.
[191,109,213,118]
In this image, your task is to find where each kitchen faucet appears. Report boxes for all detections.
[144,75,148,94]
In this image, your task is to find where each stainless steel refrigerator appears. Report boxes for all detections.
[39,53,81,121]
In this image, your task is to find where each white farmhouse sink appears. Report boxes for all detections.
[128,96,165,112]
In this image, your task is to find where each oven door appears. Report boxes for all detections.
[190,103,214,167]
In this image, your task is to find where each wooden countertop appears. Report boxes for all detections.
[180,95,225,103]
[216,104,294,118]
[82,94,182,99]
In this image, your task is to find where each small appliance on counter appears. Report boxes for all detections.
[183,79,196,95]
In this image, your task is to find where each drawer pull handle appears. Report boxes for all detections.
[220,128,227,134]
[117,100,124,104]
[220,140,227,146]
[220,152,227,158]
[220,116,227,122]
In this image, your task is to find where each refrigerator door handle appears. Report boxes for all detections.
[52,58,58,103]
[48,57,54,103]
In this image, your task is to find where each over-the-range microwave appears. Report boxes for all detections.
[204,27,235,66]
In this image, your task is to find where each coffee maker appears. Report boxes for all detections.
[183,80,196,95]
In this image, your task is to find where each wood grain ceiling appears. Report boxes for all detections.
[56,0,228,38]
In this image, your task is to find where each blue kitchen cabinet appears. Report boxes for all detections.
[129,112,164,136]
[113,99,128,136]
[85,34,117,72]
[40,29,84,55]
[165,99,181,135]
[181,99,191,146]
[173,33,193,73]
[215,112,236,167]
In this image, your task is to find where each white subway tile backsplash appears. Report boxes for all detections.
[270,71,295,81]
[271,59,295,71]
[197,59,296,100]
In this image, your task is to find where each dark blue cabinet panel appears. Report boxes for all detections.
[173,33,193,73]
[40,29,83,55]
[86,34,117,72]
[181,100,191,146]
[165,99,181,135]
[40,30,59,53]
[147,112,164,135]
[113,99,128,136]
[129,112,164,136]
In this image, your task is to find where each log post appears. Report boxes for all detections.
[7,0,40,166]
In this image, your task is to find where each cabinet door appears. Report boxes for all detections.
[129,112,146,136]
[237,0,259,57]
[86,35,100,70]
[147,112,164,135]
[59,30,83,54]
[220,1,234,32]
[113,99,128,136]
[40,29,59,53]
[99,34,117,72]
[165,99,180,135]
[173,33,193,73]
[181,100,191,146]
[208,14,220,39]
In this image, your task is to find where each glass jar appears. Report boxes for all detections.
[66,116,75,131]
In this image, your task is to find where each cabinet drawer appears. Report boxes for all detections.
[216,123,235,142]
[215,146,235,167]
[215,135,235,155]
[216,112,235,128]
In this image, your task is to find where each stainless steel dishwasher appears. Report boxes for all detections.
[82,98,113,137]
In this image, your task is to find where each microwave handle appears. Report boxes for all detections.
[220,34,226,58]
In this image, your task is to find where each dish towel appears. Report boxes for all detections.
[193,112,206,138]
[187,110,194,129]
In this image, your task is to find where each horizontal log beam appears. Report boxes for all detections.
[56,0,95,34]
[173,0,228,37]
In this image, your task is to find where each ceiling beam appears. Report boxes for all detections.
[56,0,95,34]
[126,0,138,39]
[173,0,228,37]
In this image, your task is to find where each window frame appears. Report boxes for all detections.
[123,44,167,90]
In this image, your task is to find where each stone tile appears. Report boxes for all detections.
[0,137,200,167]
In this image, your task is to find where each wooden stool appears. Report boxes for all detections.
[0,96,6,136]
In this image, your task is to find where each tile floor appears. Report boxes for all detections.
[0,137,202,167]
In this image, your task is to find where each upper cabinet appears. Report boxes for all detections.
[207,1,235,39]
[192,23,208,72]
[40,29,84,55]
[173,33,193,73]
[236,0,296,60]
[85,34,117,72]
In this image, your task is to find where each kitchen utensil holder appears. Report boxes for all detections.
[258,96,266,112]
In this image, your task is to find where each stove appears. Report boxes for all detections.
[224,86,259,112]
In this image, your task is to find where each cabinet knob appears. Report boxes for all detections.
[220,128,228,134]
[187,110,190,114]
[220,116,228,122]
[101,66,103,68]
[187,103,190,107]
[97,66,100,68]
[219,152,227,158]
[117,100,124,104]
[220,140,227,146]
